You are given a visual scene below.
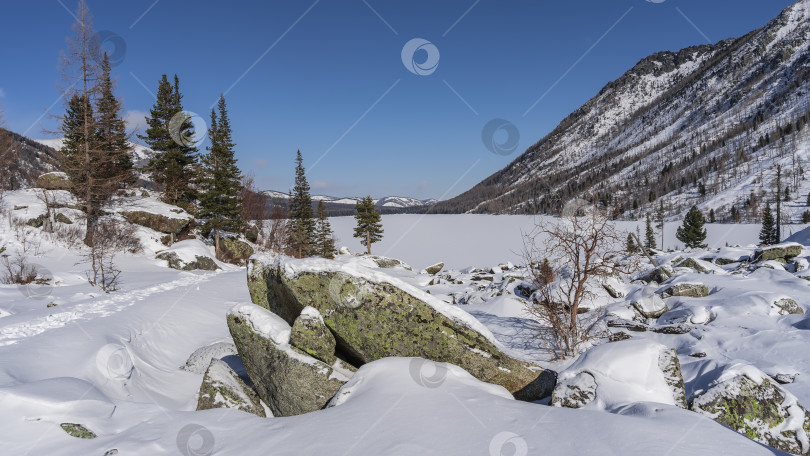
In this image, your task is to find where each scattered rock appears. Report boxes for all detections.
[338,246,351,255]
[675,258,709,273]
[196,358,266,417]
[26,214,47,228]
[227,304,355,417]
[156,252,219,271]
[55,212,72,224]
[630,287,669,319]
[182,342,239,374]
[551,372,597,408]
[46,302,58,308]
[651,324,694,335]
[244,224,259,244]
[120,210,189,235]
[247,255,558,401]
[606,318,649,332]
[370,256,410,269]
[551,340,686,410]
[13,205,28,210]
[608,331,632,342]
[290,306,336,365]
[689,352,707,358]
[771,298,804,316]
[60,423,96,439]
[660,283,710,298]
[640,265,674,284]
[691,365,810,455]
[773,373,798,384]
[602,283,624,299]
[424,262,444,275]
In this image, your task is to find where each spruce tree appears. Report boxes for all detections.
[198,95,243,256]
[626,233,638,254]
[676,205,708,249]
[645,214,656,251]
[288,150,315,258]
[353,196,383,255]
[94,53,133,186]
[315,200,336,259]
[709,208,716,223]
[139,74,197,204]
[759,204,777,246]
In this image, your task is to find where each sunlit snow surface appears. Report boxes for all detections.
[0,201,802,454]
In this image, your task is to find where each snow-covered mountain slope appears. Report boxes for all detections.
[33,138,156,169]
[262,190,437,213]
[438,0,810,222]
[0,129,60,189]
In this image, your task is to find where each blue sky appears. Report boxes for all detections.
[0,0,795,199]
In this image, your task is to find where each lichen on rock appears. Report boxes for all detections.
[196,358,266,417]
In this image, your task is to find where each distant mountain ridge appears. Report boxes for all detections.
[262,190,437,216]
[433,0,810,222]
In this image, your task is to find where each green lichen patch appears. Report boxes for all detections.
[290,308,336,365]
[60,423,96,439]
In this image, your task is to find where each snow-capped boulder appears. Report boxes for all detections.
[551,340,687,411]
[630,286,669,319]
[640,265,674,284]
[423,262,444,275]
[181,342,239,374]
[290,306,336,365]
[660,283,710,298]
[196,358,266,417]
[156,240,219,271]
[227,303,356,417]
[771,298,804,316]
[369,255,410,270]
[691,363,810,455]
[674,257,710,273]
[246,254,557,401]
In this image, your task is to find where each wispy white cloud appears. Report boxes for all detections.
[254,158,268,168]
[124,110,148,135]
[0,88,6,98]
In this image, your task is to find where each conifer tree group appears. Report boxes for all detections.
[59,2,133,246]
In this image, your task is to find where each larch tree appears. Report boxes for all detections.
[287,150,315,258]
[198,95,243,257]
[58,1,131,246]
[353,196,383,255]
[139,74,197,204]
[315,200,336,259]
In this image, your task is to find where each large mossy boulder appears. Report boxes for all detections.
[227,304,355,417]
[640,265,674,284]
[196,358,266,417]
[290,306,336,365]
[691,365,810,455]
[754,244,803,263]
[551,340,686,410]
[630,286,669,319]
[120,210,189,235]
[36,172,71,190]
[771,298,804,316]
[220,238,254,265]
[246,255,557,401]
[675,258,709,273]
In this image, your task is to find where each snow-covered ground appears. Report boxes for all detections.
[0,194,802,454]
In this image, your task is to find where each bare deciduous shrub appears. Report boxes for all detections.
[84,218,141,292]
[1,251,38,285]
[264,204,290,254]
[523,205,637,359]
